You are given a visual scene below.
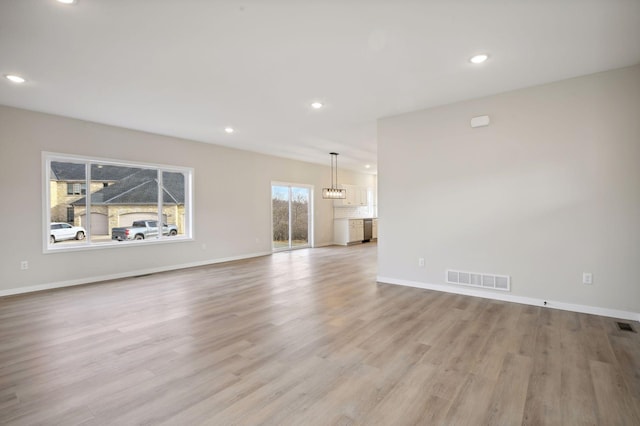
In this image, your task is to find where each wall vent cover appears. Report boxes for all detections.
[616,322,635,332]
[446,269,511,292]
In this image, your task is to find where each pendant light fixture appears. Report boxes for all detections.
[322,152,346,199]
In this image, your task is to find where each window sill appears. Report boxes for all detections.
[43,235,194,254]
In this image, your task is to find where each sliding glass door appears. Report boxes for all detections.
[272,183,312,251]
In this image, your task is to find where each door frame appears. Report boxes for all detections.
[271,181,314,252]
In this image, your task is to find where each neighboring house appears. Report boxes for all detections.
[50,162,185,235]
[49,162,136,226]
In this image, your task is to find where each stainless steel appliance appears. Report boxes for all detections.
[363,218,373,242]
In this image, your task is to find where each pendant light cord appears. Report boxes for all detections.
[334,154,338,190]
[330,152,339,189]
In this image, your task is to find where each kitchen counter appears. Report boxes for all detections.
[333,218,378,245]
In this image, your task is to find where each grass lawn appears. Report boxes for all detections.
[272,239,308,249]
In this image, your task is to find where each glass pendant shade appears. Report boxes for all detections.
[322,187,346,199]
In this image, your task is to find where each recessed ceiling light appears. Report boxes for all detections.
[5,74,26,84]
[470,54,489,64]
[364,164,371,169]
[224,127,234,134]
[311,102,323,109]
[57,0,77,4]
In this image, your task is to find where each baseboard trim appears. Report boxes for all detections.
[313,242,335,248]
[6,261,637,322]
[0,251,273,298]
[377,276,640,322]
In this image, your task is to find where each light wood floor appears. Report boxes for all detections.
[1,244,639,425]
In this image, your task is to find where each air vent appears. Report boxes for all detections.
[446,269,510,292]
[616,322,636,332]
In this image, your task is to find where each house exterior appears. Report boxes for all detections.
[50,162,185,236]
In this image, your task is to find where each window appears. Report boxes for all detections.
[66,182,87,195]
[45,153,193,251]
[66,206,74,224]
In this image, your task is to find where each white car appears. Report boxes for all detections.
[50,222,86,244]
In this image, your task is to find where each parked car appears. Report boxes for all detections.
[50,222,86,244]
[111,220,178,241]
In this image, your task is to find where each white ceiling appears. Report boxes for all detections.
[1,1,639,173]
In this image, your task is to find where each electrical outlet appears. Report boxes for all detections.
[418,257,425,268]
[582,272,593,285]
[20,261,28,270]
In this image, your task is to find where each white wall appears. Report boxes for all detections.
[378,64,640,318]
[0,106,374,294]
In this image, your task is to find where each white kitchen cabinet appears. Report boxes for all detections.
[350,219,364,241]
[333,219,349,245]
[334,185,369,207]
[333,185,354,206]
[372,218,378,240]
[334,219,364,245]
[354,187,368,206]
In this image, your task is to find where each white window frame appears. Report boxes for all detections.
[43,152,194,253]
[270,181,314,252]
